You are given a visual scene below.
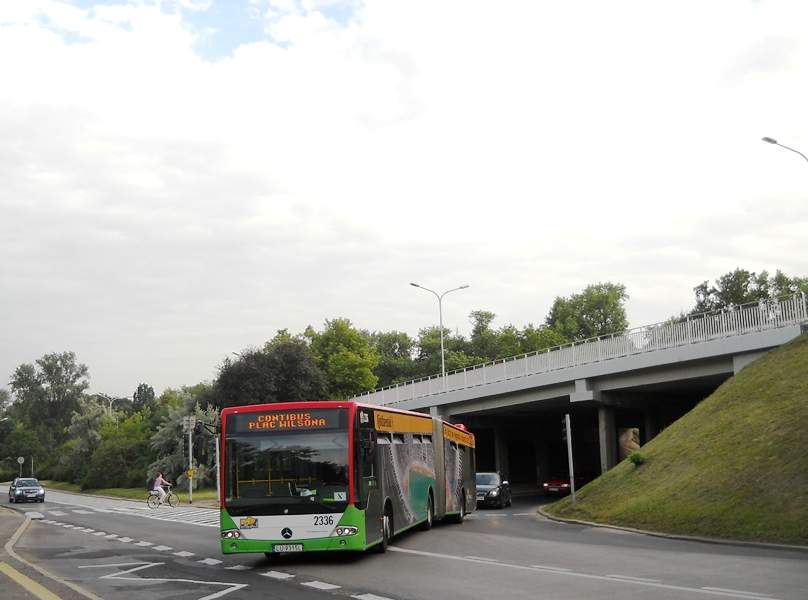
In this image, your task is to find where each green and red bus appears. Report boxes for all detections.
[219,401,476,555]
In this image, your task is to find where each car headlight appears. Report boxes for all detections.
[221,529,242,539]
[487,489,500,497]
[331,526,358,537]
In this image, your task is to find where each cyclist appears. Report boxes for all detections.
[153,471,172,505]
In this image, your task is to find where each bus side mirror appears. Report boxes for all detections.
[362,439,375,463]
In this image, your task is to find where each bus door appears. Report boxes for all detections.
[357,429,383,547]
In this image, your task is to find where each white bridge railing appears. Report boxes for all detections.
[358,293,808,407]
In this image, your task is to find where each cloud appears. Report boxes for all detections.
[1,0,806,396]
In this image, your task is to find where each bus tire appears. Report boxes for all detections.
[419,494,434,531]
[452,494,466,524]
[376,506,392,553]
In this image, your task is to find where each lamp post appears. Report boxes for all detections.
[98,393,116,417]
[410,283,469,386]
[761,137,808,164]
[97,393,131,417]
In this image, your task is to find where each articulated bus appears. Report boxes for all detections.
[219,401,476,555]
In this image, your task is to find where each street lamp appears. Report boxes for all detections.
[98,393,117,417]
[97,393,130,417]
[761,137,808,164]
[410,283,470,386]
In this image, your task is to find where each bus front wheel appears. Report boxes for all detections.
[376,507,392,553]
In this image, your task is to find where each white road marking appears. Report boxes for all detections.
[174,551,195,557]
[388,546,785,599]
[701,589,772,598]
[48,510,68,516]
[199,558,222,565]
[153,545,172,551]
[225,565,252,571]
[303,581,341,590]
[135,541,154,547]
[609,574,661,583]
[531,565,573,572]
[261,571,295,579]
[80,562,247,599]
[353,595,396,600]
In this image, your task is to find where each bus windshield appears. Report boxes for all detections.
[224,428,350,516]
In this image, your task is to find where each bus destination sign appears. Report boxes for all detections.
[231,409,340,433]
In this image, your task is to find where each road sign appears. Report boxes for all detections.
[187,469,194,478]
[17,456,24,464]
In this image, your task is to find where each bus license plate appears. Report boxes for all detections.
[273,544,303,553]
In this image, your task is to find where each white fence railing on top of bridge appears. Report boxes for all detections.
[357,292,808,407]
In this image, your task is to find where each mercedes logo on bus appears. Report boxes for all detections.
[281,528,293,539]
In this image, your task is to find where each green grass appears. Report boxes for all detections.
[546,330,808,546]
[9,480,220,505]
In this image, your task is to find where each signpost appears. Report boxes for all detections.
[17,456,24,478]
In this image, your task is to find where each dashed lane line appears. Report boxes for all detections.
[388,546,784,600]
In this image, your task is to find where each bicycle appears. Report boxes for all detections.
[147,484,179,508]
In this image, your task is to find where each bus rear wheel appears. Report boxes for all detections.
[452,495,466,524]
[419,494,434,531]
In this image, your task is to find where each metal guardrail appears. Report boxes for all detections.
[358,293,808,407]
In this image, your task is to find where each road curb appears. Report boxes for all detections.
[537,505,808,553]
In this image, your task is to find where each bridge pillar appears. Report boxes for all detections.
[494,428,509,476]
[644,408,656,443]
[430,405,449,421]
[598,406,618,474]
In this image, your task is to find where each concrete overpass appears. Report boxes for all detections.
[357,294,808,485]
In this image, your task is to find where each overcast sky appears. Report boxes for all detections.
[1,0,806,399]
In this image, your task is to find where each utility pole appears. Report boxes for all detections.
[188,416,195,504]
[563,414,577,504]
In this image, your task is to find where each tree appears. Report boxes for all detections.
[518,324,567,353]
[64,396,107,484]
[265,340,328,402]
[132,383,156,413]
[306,318,379,399]
[9,351,90,447]
[370,330,418,388]
[468,310,499,361]
[690,268,808,315]
[1,426,45,473]
[149,394,219,490]
[545,283,629,341]
[83,411,156,489]
[208,340,326,410]
[0,388,10,414]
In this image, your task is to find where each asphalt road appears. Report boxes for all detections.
[2,487,807,600]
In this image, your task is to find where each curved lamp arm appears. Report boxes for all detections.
[762,137,808,164]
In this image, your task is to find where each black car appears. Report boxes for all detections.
[475,471,512,508]
[8,477,45,503]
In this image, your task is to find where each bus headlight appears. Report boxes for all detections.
[331,526,358,537]
[221,529,242,539]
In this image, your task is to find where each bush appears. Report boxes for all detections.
[81,439,155,489]
[628,451,647,466]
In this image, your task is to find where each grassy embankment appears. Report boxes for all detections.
[546,330,808,546]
